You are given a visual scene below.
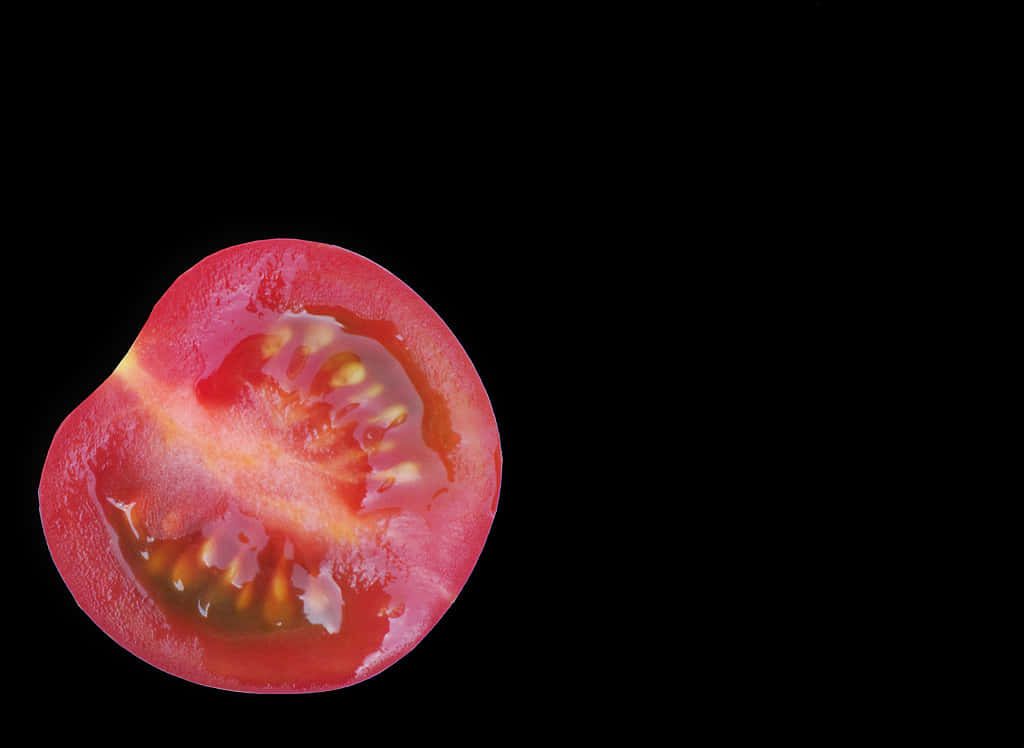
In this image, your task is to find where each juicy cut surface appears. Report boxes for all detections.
[40,239,501,692]
[99,307,451,635]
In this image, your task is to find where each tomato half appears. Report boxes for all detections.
[38,239,501,693]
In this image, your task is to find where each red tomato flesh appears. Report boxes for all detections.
[39,239,501,692]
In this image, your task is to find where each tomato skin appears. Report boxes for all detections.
[39,239,501,692]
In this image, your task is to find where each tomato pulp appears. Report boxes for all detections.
[38,239,501,692]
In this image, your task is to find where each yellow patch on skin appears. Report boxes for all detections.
[113,348,139,378]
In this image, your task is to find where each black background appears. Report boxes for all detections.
[3,1,841,740]
[9,142,602,732]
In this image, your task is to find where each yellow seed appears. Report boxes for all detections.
[146,545,174,574]
[170,551,197,590]
[261,327,293,358]
[357,383,384,402]
[374,404,408,428]
[330,361,367,388]
[303,324,335,352]
[373,461,420,485]
[235,577,253,610]
[271,569,289,602]
[224,557,242,587]
[236,583,254,611]
[263,590,293,627]
[200,537,216,566]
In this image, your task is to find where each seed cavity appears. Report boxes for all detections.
[130,518,347,633]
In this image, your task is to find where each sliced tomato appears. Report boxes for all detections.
[38,239,501,693]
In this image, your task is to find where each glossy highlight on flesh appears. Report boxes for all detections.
[39,239,501,693]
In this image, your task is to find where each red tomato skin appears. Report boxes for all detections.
[39,239,501,692]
